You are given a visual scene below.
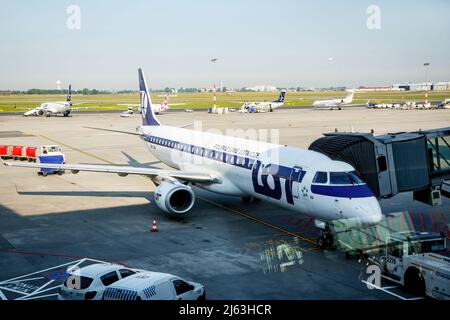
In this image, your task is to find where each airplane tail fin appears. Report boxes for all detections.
[161,93,169,111]
[274,90,286,103]
[138,69,160,126]
[344,92,354,104]
[66,85,72,104]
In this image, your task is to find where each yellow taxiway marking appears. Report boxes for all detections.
[38,133,318,248]
[39,134,116,165]
[197,196,317,246]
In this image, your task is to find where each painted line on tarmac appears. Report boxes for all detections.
[197,196,317,246]
[21,293,59,300]
[38,133,318,248]
[0,250,128,268]
[0,289,8,300]
[39,134,117,165]
[361,280,424,300]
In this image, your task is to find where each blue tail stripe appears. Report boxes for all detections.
[138,68,160,126]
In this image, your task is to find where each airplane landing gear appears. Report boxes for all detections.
[316,222,336,250]
[241,196,261,203]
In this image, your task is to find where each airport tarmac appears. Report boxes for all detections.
[0,108,449,300]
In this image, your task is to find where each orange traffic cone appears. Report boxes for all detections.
[151,219,159,232]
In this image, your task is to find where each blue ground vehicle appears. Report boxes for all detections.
[38,145,65,176]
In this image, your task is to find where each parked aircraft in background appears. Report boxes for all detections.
[313,91,354,110]
[24,85,73,117]
[121,93,186,115]
[240,90,286,112]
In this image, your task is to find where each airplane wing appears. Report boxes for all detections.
[2,159,219,183]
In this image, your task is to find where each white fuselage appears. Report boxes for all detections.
[242,101,284,111]
[24,101,71,116]
[139,125,382,224]
[313,93,354,109]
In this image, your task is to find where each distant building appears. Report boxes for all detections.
[378,82,450,91]
[356,86,398,91]
[432,82,450,91]
[245,85,278,92]
[409,82,432,91]
[0,90,11,96]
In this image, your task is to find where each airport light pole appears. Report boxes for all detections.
[210,58,218,110]
[424,62,430,105]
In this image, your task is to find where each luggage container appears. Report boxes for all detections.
[11,145,25,160]
[25,147,38,162]
[0,145,11,159]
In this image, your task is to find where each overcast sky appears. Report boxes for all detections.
[1,0,449,90]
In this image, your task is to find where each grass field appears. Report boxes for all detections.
[0,90,449,112]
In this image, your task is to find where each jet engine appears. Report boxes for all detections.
[154,181,195,214]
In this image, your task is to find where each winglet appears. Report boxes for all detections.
[138,69,161,126]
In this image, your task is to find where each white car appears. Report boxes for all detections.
[58,263,138,300]
[102,271,205,300]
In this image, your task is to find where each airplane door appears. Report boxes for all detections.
[289,166,303,199]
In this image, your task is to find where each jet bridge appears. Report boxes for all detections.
[309,127,450,205]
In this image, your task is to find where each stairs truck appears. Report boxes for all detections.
[380,231,450,299]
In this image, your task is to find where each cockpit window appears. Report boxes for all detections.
[330,172,352,184]
[348,171,363,184]
[329,171,364,185]
[313,171,328,184]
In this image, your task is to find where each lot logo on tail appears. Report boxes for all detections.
[138,69,160,126]
[275,91,286,103]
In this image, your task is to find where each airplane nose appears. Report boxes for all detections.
[354,197,383,225]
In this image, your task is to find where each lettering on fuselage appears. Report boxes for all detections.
[144,135,307,205]
[251,160,306,205]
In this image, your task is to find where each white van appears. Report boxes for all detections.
[102,271,205,300]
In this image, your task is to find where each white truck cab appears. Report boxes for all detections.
[381,231,450,299]
[102,271,205,300]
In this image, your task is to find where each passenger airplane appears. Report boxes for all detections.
[24,85,72,117]
[241,90,286,112]
[122,93,185,114]
[4,69,382,247]
[313,91,354,110]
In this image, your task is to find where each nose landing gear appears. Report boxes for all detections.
[316,221,337,250]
